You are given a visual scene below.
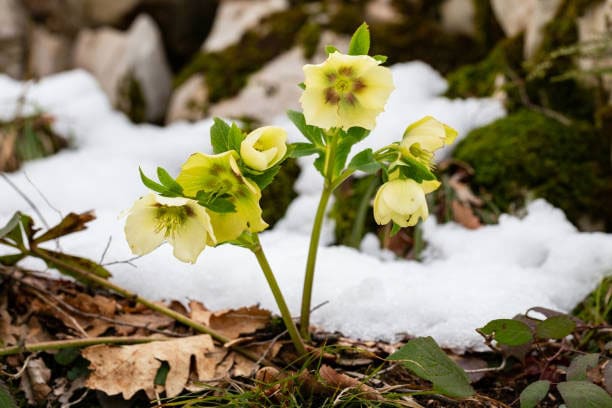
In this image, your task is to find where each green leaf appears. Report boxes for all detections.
[247,165,281,190]
[388,336,475,398]
[155,361,171,386]
[33,212,96,244]
[0,253,25,266]
[536,315,576,339]
[398,155,437,182]
[567,354,600,382]
[479,319,533,346]
[0,381,17,408]
[139,167,175,196]
[373,55,388,63]
[390,222,401,236]
[334,127,371,177]
[348,23,370,56]
[196,191,236,213]
[228,122,245,152]
[0,213,21,240]
[55,348,80,366]
[290,142,322,158]
[287,110,324,146]
[298,82,305,90]
[37,248,112,284]
[210,117,231,154]
[156,167,183,195]
[557,381,612,408]
[520,380,551,408]
[325,45,339,55]
[347,149,382,174]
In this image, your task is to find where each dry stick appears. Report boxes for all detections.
[0,172,50,229]
[0,337,159,356]
[11,253,267,365]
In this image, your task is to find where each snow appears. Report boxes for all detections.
[1,66,611,352]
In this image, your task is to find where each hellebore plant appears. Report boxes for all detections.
[123,23,457,355]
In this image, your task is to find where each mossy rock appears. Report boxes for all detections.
[260,158,301,228]
[453,110,612,230]
[175,7,310,103]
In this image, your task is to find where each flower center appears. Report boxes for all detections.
[323,66,367,106]
[409,143,435,168]
[155,205,192,236]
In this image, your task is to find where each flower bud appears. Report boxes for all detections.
[373,179,429,227]
[240,126,287,171]
[400,116,457,167]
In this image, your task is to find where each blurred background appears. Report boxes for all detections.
[1,0,611,241]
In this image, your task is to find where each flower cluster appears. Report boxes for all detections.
[124,126,288,263]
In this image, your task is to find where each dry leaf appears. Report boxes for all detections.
[452,200,481,229]
[189,302,271,339]
[83,335,220,399]
[448,172,483,206]
[20,357,52,405]
[319,364,382,400]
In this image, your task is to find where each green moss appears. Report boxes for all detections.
[453,110,612,230]
[445,35,523,98]
[116,72,147,124]
[175,7,309,103]
[330,174,381,247]
[296,21,322,59]
[260,158,301,228]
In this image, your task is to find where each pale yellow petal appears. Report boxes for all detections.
[167,212,209,264]
[124,197,165,256]
[300,88,341,129]
[337,102,379,130]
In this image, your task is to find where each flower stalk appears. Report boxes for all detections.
[249,235,306,355]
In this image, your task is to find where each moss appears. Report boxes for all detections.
[0,113,68,172]
[453,110,612,230]
[116,72,147,124]
[175,7,309,103]
[296,21,322,59]
[330,174,381,247]
[260,158,301,228]
[445,35,523,98]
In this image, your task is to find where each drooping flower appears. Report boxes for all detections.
[176,151,268,243]
[373,178,430,227]
[124,193,215,264]
[300,51,394,130]
[400,116,457,168]
[240,126,287,171]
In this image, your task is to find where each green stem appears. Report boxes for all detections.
[0,336,159,357]
[349,175,379,248]
[27,249,265,364]
[250,235,306,356]
[300,129,341,340]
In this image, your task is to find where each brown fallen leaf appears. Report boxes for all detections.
[448,172,483,206]
[319,364,382,400]
[20,357,52,405]
[189,301,271,339]
[452,200,481,230]
[83,335,219,399]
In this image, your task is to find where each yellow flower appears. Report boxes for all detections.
[373,179,430,227]
[400,116,458,168]
[240,126,287,171]
[124,193,215,264]
[300,51,394,130]
[176,151,268,243]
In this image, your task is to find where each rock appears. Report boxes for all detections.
[28,25,72,77]
[440,0,476,37]
[85,0,141,25]
[166,74,208,123]
[524,0,562,59]
[577,0,612,103]
[490,0,535,37]
[127,0,218,70]
[365,0,401,24]
[208,30,349,123]
[208,47,305,122]
[22,0,85,35]
[74,14,172,122]
[0,0,28,78]
[203,0,289,52]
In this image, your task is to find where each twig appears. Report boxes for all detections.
[23,171,63,221]
[25,287,89,338]
[255,330,288,365]
[63,389,89,408]
[0,173,50,229]
[14,275,187,338]
[464,357,506,373]
[98,236,112,265]
[0,336,162,356]
[102,255,142,268]
[0,354,35,378]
